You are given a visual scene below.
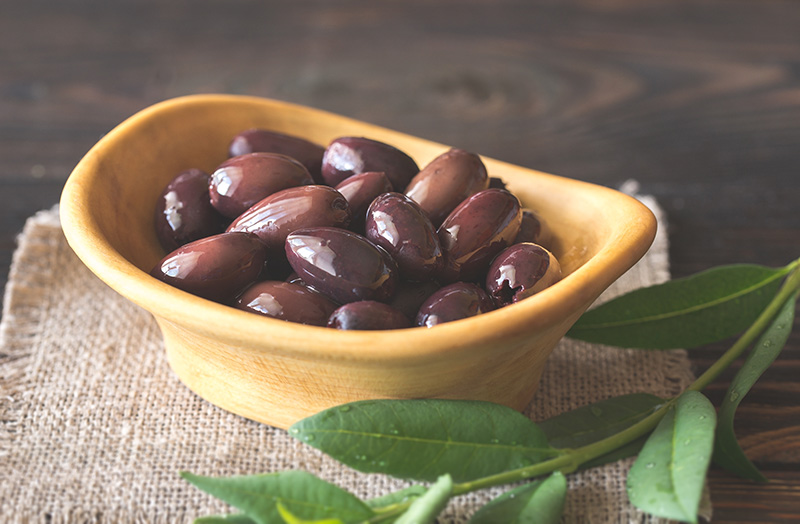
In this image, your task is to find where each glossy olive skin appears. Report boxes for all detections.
[154,168,225,251]
[321,137,419,188]
[415,282,494,327]
[235,281,338,326]
[365,192,443,282]
[438,189,522,283]
[150,232,267,303]
[388,279,441,320]
[285,227,398,304]
[485,243,562,306]
[209,152,314,219]
[335,171,393,233]
[404,148,489,226]
[328,301,411,330]
[228,128,326,183]
[227,185,351,252]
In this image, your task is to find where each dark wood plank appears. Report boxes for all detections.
[1,0,798,521]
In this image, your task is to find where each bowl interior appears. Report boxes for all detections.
[60,94,656,361]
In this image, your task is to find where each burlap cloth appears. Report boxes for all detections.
[1,193,694,523]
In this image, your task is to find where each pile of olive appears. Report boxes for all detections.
[151,130,562,330]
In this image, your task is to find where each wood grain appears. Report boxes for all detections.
[1,0,798,521]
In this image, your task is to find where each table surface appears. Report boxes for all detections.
[2,1,798,521]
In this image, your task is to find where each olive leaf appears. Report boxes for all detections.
[366,485,427,509]
[580,436,648,471]
[289,399,561,483]
[467,472,567,524]
[195,515,256,524]
[567,264,789,349]
[538,393,663,470]
[394,474,453,524]
[539,393,663,449]
[276,502,346,524]
[626,391,716,523]
[713,292,797,482]
[180,471,373,524]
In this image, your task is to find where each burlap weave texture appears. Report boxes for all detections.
[0,201,693,523]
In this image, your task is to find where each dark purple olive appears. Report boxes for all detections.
[228,128,326,183]
[328,301,411,330]
[335,171,394,233]
[388,280,441,320]
[321,137,419,189]
[438,189,522,283]
[488,177,507,190]
[285,227,397,304]
[486,243,562,307]
[415,282,494,327]
[404,148,489,226]
[514,209,545,245]
[209,152,314,219]
[227,185,351,252]
[235,281,338,326]
[150,232,267,303]
[154,168,225,251]
[365,192,443,282]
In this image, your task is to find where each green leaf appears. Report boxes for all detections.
[394,474,453,524]
[195,515,256,524]
[580,436,647,470]
[567,264,789,349]
[181,471,373,524]
[467,472,567,524]
[626,391,716,523]
[290,399,561,483]
[713,292,797,482]
[366,485,427,509]
[276,502,346,524]
[539,393,664,449]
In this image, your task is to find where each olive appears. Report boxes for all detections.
[228,128,326,184]
[209,152,314,219]
[150,232,267,303]
[227,185,351,252]
[328,301,411,330]
[488,177,507,190]
[365,192,443,282]
[485,243,562,307]
[514,209,550,246]
[388,280,441,320]
[235,281,338,326]
[438,189,522,283]
[154,168,225,251]
[321,136,419,188]
[285,227,398,304]
[404,148,489,226]
[416,282,494,327]
[335,171,393,234]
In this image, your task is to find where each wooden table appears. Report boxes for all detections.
[2,1,798,521]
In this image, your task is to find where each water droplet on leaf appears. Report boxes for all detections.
[339,405,351,412]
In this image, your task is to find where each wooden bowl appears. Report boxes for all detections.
[60,94,656,429]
